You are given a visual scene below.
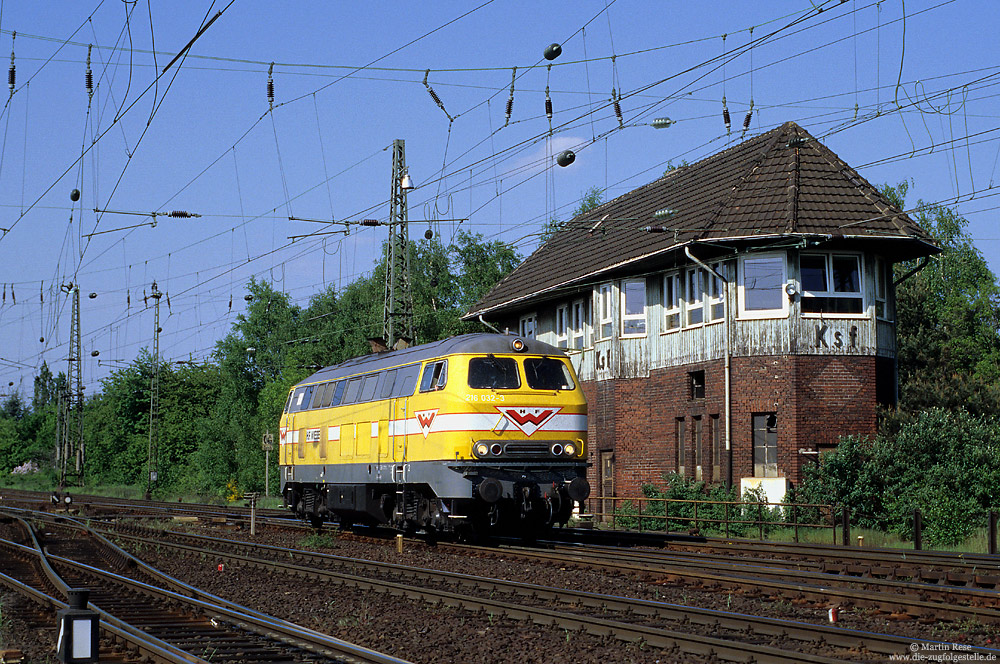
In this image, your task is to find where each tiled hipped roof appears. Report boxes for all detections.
[465,121,937,319]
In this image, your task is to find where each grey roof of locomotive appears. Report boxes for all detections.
[295,333,564,387]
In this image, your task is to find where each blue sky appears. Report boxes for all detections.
[0,0,996,397]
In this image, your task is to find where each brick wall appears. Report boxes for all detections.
[584,354,880,499]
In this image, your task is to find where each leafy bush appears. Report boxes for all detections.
[798,408,1000,546]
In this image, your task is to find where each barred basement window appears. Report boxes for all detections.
[689,370,705,400]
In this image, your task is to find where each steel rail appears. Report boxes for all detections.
[0,512,412,664]
[97,524,1000,662]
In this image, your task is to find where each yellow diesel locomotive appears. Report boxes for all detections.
[279,333,590,537]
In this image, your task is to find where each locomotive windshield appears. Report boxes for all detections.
[468,355,520,389]
[524,357,575,390]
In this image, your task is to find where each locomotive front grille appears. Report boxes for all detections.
[474,440,575,458]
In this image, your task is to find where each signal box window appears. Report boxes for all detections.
[621,279,647,336]
[554,304,569,348]
[800,253,863,314]
[663,272,681,332]
[468,356,520,390]
[740,254,786,316]
[519,314,536,339]
[597,283,614,339]
[419,360,448,392]
[524,358,575,390]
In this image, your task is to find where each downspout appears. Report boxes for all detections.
[685,246,733,490]
[478,315,501,334]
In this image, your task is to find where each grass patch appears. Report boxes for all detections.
[297,532,339,549]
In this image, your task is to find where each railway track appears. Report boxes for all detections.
[547,526,1000,588]
[440,540,1000,622]
[0,510,410,664]
[87,517,1000,663]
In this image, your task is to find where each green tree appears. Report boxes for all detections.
[884,181,1000,414]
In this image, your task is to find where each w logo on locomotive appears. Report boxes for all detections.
[496,406,561,436]
[414,409,439,438]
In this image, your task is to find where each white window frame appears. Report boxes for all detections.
[799,252,865,318]
[685,267,705,327]
[662,272,681,333]
[554,304,569,348]
[519,313,536,338]
[738,253,789,319]
[597,283,614,340]
[875,257,891,321]
[621,278,647,337]
[569,298,588,349]
[706,261,730,323]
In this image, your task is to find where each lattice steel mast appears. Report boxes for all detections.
[58,283,83,487]
[145,281,162,499]
[382,139,415,350]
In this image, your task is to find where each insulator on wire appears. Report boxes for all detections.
[360,219,380,226]
[267,62,274,109]
[8,32,14,97]
[545,87,552,121]
[504,67,516,126]
[86,44,93,99]
[722,96,731,134]
[423,69,453,122]
[742,100,754,137]
[167,210,200,218]
[612,88,623,128]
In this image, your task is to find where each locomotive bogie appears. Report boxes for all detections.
[278,334,590,536]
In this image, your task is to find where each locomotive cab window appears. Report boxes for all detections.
[290,386,308,412]
[468,355,520,390]
[419,360,448,392]
[524,357,575,390]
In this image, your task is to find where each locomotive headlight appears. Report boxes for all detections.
[550,443,564,456]
[475,442,489,457]
[564,442,576,456]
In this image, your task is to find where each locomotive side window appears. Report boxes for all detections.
[392,363,421,397]
[419,360,448,392]
[468,356,520,389]
[284,390,293,413]
[381,369,397,398]
[319,381,336,408]
[342,377,363,404]
[360,372,381,402]
[309,382,328,409]
[330,380,346,406]
[523,357,575,390]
